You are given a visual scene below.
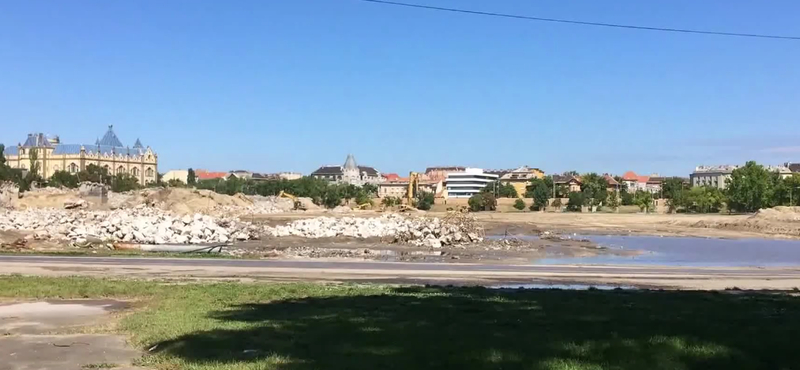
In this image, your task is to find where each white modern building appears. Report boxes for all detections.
[445,168,498,198]
[691,164,792,189]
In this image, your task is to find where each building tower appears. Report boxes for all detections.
[342,154,359,182]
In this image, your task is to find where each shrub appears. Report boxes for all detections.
[468,194,484,212]
[469,193,496,212]
[415,192,434,211]
[381,197,401,207]
[513,198,526,210]
[566,192,585,212]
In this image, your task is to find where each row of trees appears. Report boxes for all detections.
[661,161,800,213]
[195,176,380,209]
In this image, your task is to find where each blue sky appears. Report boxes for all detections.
[1,0,798,177]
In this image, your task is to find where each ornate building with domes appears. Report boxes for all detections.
[2,125,158,184]
[310,154,382,186]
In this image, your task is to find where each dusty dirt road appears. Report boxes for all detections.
[2,255,799,291]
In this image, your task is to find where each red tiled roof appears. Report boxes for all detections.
[383,173,400,181]
[637,176,650,183]
[622,171,638,181]
[196,170,227,180]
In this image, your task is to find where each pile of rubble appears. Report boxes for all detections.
[0,183,19,207]
[0,206,260,245]
[266,213,484,248]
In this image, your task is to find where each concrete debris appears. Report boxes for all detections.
[266,213,484,247]
[6,185,310,217]
[63,199,87,209]
[0,183,20,207]
[78,182,108,197]
[0,205,260,245]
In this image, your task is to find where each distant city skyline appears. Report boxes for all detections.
[2,1,798,176]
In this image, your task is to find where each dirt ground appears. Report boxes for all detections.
[227,233,634,264]
[252,210,800,240]
[472,211,800,239]
[0,299,142,370]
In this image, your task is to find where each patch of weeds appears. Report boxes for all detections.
[82,363,118,369]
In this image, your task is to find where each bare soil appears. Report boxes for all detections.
[228,234,632,264]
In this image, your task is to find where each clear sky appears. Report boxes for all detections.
[1,0,798,177]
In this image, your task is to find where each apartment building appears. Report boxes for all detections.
[444,168,498,198]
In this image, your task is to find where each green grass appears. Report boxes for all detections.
[1,276,799,370]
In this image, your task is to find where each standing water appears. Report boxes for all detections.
[537,235,800,267]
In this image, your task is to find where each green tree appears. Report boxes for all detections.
[775,174,800,206]
[0,144,8,181]
[111,173,141,192]
[513,198,525,210]
[566,192,585,212]
[725,161,774,213]
[468,193,496,212]
[355,191,373,207]
[362,184,378,197]
[531,182,549,211]
[187,168,197,186]
[0,144,21,183]
[662,177,689,213]
[78,164,112,185]
[28,148,40,178]
[482,181,517,198]
[525,177,553,198]
[342,184,360,204]
[48,170,80,188]
[580,173,608,207]
[606,190,619,210]
[634,190,654,213]
[414,192,435,211]
[684,186,724,213]
[167,179,187,188]
[381,196,401,207]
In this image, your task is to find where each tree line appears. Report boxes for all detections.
[195,176,380,209]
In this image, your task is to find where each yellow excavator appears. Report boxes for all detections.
[406,172,420,205]
[278,191,305,210]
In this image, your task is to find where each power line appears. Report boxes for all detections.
[359,0,800,41]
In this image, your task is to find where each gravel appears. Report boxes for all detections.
[0,206,260,244]
[266,214,484,248]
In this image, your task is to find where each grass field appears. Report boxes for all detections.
[1,276,799,370]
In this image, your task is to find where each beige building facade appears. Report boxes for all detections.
[2,126,158,185]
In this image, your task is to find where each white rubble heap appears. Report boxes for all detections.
[266,214,483,248]
[0,205,260,245]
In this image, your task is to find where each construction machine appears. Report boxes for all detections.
[406,172,420,206]
[278,191,304,210]
[278,190,297,201]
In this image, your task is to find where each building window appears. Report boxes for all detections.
[145,168,154,177]
[132,167,139,176]
[69,163,79,174]
[20,149,25,155]
[117,166,125,175]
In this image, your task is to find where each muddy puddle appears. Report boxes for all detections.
[534,235,800,267]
